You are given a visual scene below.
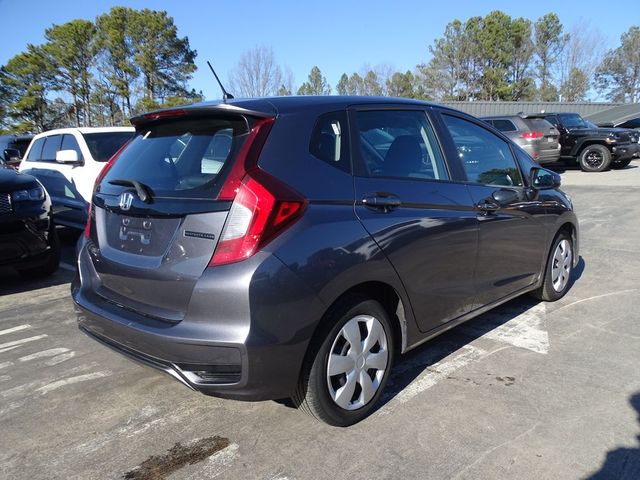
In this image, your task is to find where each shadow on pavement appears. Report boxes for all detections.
[586,392,640,479]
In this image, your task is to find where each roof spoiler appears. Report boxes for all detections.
[130,103,276,127]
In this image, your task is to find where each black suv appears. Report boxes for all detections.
[73,97,579,426]
[535,112,638,171]
[0,164,60,277]
[0,134,34,168]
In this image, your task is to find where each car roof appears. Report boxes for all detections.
[133,96,463,124]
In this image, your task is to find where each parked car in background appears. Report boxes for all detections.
[73,97,579,426]
[481,115,561,165]
[0,164,59,278]
[537,112,637,171]
[0,134,34,168]
[19,127,135,229]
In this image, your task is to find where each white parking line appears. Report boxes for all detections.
[182,443,240,480]
[0,325,31,337]
[44,352,76,366]
[462,302,549,354]
[0,361,13,370]
[0,335,48,353]
[19,348,70,362]
[36,371,112,395]
[379,345,487,415]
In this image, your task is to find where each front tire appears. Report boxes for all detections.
[531,232,574,302]
[578,144,611,172]
[293,296,395,426]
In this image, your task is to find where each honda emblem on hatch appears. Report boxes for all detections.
[119,192,134,211]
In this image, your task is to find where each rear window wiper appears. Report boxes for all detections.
[108,179,154,203]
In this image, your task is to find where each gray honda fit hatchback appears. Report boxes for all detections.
[72,97,579,426]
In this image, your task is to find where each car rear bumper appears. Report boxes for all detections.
[72,243,326,401]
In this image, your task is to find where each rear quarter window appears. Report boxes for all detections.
[309,111,351,173]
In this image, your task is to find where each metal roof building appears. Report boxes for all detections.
[438,101,623,118]
[582,104,640,125]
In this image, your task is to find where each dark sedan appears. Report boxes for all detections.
[0,165,59,277]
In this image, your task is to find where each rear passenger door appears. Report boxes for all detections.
[351,107,478,333]
[437,112,547,306]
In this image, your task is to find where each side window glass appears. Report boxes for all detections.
[309,111,351,173]
[442,114,523,187]
[355,110,448,180]
[41,135,62,161]
[26,137,46,161]
[61,134,83,161]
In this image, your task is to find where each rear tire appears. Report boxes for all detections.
[293,296,395,427]
[531,232,573,302]
[611,158,632,169]
[18,224,60,279]
[578,144,611,172]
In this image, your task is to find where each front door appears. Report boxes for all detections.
[351,108,478,333]
[438,113,547,307]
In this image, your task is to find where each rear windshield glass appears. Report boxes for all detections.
[83,132,135,162]
[491,119,517,132]
[100,117,249,199]
[527,118,554,131]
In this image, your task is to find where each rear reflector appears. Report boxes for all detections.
[521,131,544,139]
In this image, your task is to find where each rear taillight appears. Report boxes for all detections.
[209,116,305,267]
[521,131,544,139]
[83,140,131,239]
[210,171,306,267]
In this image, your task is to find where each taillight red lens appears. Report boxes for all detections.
[218,117,275,201]
[521,131,544,139]
[209,172,306,267]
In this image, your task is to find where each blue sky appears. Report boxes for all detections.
[0,0,637,100]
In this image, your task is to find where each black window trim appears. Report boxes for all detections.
[435,110,529,189]
[347,105,454,183]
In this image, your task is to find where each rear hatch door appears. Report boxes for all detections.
[527,117,560,152]
[86,108,273,322]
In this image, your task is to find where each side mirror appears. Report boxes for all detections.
[56,149,80,164]
[3,148,21,163]
[531,168,561,189]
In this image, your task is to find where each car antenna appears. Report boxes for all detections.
[207,61,234,102]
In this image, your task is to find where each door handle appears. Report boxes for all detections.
[362,193,402,213]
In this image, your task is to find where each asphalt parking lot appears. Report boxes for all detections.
[1,161,639,480]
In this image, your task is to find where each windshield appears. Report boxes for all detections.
[558,113,590,129]
[83,132,135,162]
[99,116,249,199]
